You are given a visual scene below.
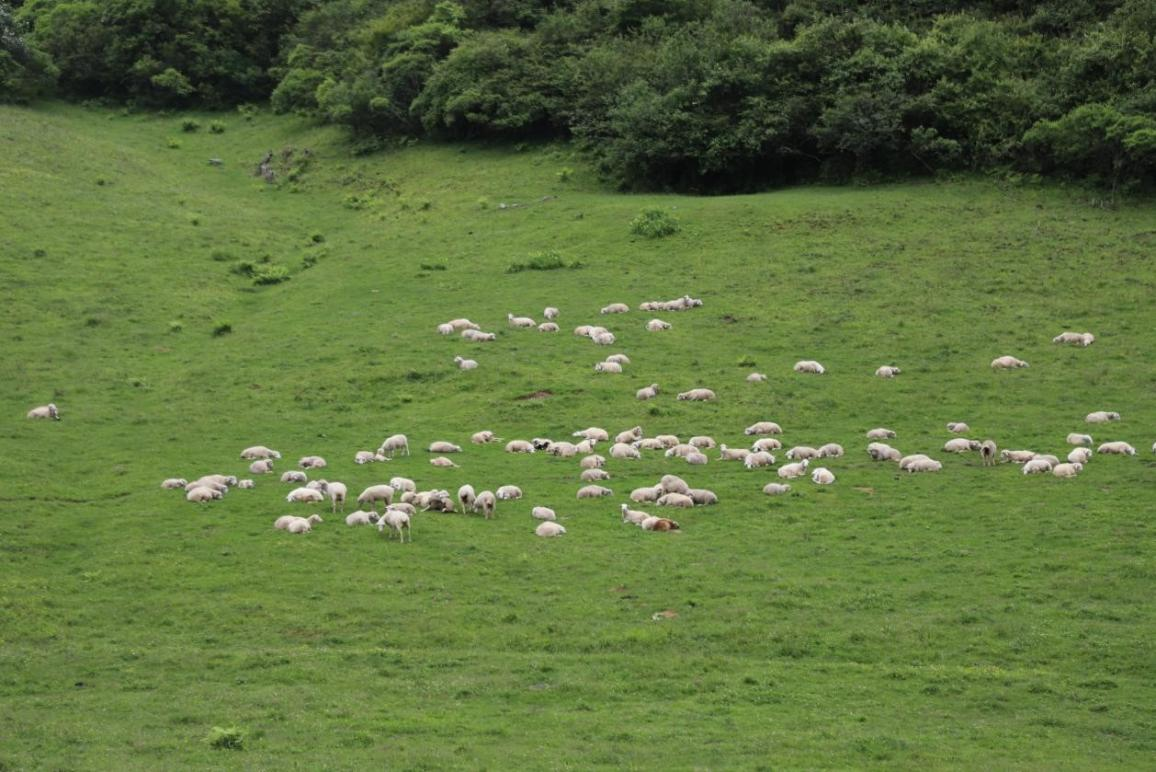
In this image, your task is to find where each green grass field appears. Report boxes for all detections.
[1,103,1154,769]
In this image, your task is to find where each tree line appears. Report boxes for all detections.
[3,0,1154,191]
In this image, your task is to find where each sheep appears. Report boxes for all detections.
[462,329,497,341]
[636,383,660,400]
[991,355,1029,369]
[573,427,611,442]
[605,354,631,366]
[1052,462,1083,478]
[1023,458,1054,474]
[944,438,981,453]
[592,332,616,345]
[866,428,897,440]
[355,450,388,464]
[240,445,281,460]
[577,485,613,499]
[685,452,709,465]
[811,467,836,485]
[544,306,559,320]
[687,488,718,506]
[689,435,716,449]
[905,458,943,473]
[661,475,690,494]
[677,388,717,401]
[615,426,644,444]
[746,373,768,383]
[641,517,680,532]
[786,446,819,461]
[1035,454,1061,466]
[419,490,455,512]
[573,325,593,337]
[446,318,480,331]
[532,506,557,521]
[538,322,560,333]
[507,313,536,328]
[1097,441,1136,456]
[630,485,664,503]
[646,319,672,332]
[249,459,274,475]
[345,510,378,526]
[298,455,327,469]
[898,454,931,470]
[497,485,523,500]
[377,509,412,542]
[26,403,60,420]
[580,455,606,470]
[600,303,630,314]
[1067,448,1093,464]
[1053,331,1095,346]
[875,366,901,378]
[505,440,536,454]
[186,479,227,494]
[430,456,459,468]
[194,474,236,488]
[656,493,694,508]
[437,323,454,335]
[745,421,783,436]
[535,522,566,537]
[275,513,322,531]
[1000,450,1036,464]
[1086,411,1121,424]
[621,504,649,525]
[817,443,845,458]
[380,434,410,458]
[474,490,497,519]
[287,517,314,534]
[595,361,623,374]
[751,437,783,452]
[980,440,998,466]
[793,360,826,374]
[357,484,395,512]
[778,460,810,479]
[718,444,750,462]
[744,451,776,469]
[581,468,611,482]
[282,470,308,483]
[867,443,902,461]
[454,356,479,370]
[428,441,462,453]
[1067,433,1094,446]
[161,478,188,489]
[1152,441,1156,454]
[390,477,416,493]
[609,443,641,460]
[286,487,325,503]
[635,438,667,451]
[321,481,347,513]
[471,430,499,444]
[946,422,971,434]
[457,484,476,511]
[763,483,791,495]
[186,486,222,503]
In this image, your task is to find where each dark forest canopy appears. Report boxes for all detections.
[4,0,1155,191]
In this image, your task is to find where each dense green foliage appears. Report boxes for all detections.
[0,1,55,101]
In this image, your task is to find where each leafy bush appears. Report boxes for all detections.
[630,207,680,239]
[209,120,226,134]
[180,118,200,132]
[252,264,290,285]
[205,726,246,750]
[211,321,233,337]
[506,249,582,273]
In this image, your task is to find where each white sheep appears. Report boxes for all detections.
[621,504,649,525]
[281,471,307,483]
[641,517,680,531]
[457,484,476,511]
[507,313,536,328]
[688,488,719,505]
[1086,411,1121,424]
[614,426,643,444]
[595,361,623,374]
[462,329,497,341]
[1052,462,1083,478]
[979,440,996,466]
[744,421,782,436]
[1023,458,1054,474]
[1000,450,1036,464]
[324,481,348,513]
[751,437,782,452]
[497,485,523,500]
[630,485,663,503]
[811,467,836,485]
[866,428,897,440]
[249,459,274,475]
[186,478,227,494]
[532,506,557,521]
[635,438,667,451]
[777,460,810,479]
[573,427,610,442]
[793,360,825,374]
[609,443,641,460]
[744,451,776,469]
[817,443,845,458]
[377,509,412,542]
[1067,433,1093,446]
[454,355,479,370]
[355,450,387,464]
[905,458,943,473]
[689,435,716,449]
[717,444,750,461]
[345,510,378,526]
[471,430,499,444]
[275,513,321,531]
[430,456,459,468]
[662,475,691,494]
[600,303,630,314]
[944,438,981,453]
[580,468,611,482]
[446,318,480,331]
[898,454,931,470]
[240,445,281,460]
[380,434,410,458]
[1097,441,1136,456]
[746,373,768,383]
[538,322,560,332]
[785,446,819,461]
[991,355,1029,369]
[875,366,901,378]
[535,522,566,537]
[763,483,791,496]
[357,484,395,511]
[867,443,901,461]
[677,388,716,401]
[26,402,60,420]
[661,442,692,457]
[474,490,497,519]
[646,319,672,332]
[573,325,593,337]
[186,486,222,503]
[946,422,970,434]
[390,477,416,493]
[544,306,559,320]
[1053,331,1095,346]
[237,479,255,489]
[298,455,327,469]
[656,493,694,508]
[592,331,616,345]
[428,441,462,453]
[577,485,613,499]
[286,487,324,503]
[437,323,455,335]
[579,455,606,469]
[161,478,188,489]
[505,439,536,454]
[287,517,314,534]
[636,383,659,400]
[685,451,709,465]
[1067,448,1093,464]
[601,354,630,367]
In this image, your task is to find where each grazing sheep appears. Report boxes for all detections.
[744,451,776,469]
[1023,458,1054,474]
[430,456,459,468]
[454,356,479,370]
[811,467,836,485]
[778,460,810,479]
[507,313,536,328]
[1067,433,1094,446]
[437,323,454,335]
[249,459,274,475]
[600,303,630,314]
[457,484,476,511]
[991,355,1029,369]
[186,486,222,503]
[646,318,672,332]
[497,485,523,500]
[505,439,536,454]
[793,360,826,374]
[1053,331,1095,346]
[377,509,412,542]
[1097,441,1136,456]
[532,506,557,521]
[299,455,327,469]
[321,482,347,513]
[580,455,606,470]
[538,322,560,332]
[656,493,694,508]
[718,444,751,462]
[905,458,943,473]
[240,445,281,460]
[944,438,982,453]
[390,477,416,493]
[345,510,378,526]
[1052,462,1083,478]
[751,437,783,452]
[281,471,307,484]
[687,488,718,505]
[875,366,901,378]
[577,485,613,499]
[286,487,325,503]
[544,306,559,320]
[689,435,717,449]
[763,483,791,495]
[786,446,819,461]
[817,443,845,458]
[1000,450,1037,464]
[746,373,768,383]
[357,484,395,512]
[535,522,566,537]
[595,361,623,374]
[380,434,410,458]
[428,441,462,454]
[745,421,782,436]
[1067,448,1093,464]
[26,403,59,420]
[641,517,680,532]
[980,440,998,466]
[609,443,641,460]
[621,504,649,525]
[581,468,611,482]
[161,478,188,489]
[474,490,497,519]
[677,388,717,401]
[866,428,897,440]
[636,383,660,400]
[946,422,971,434]
[630,485,664,503]
[1086,411,1121,424]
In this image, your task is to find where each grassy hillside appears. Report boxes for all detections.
[1,103,1154,769]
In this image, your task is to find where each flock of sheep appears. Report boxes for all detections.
[23,304,1147,542]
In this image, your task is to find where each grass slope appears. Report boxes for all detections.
[1,103,1154,769]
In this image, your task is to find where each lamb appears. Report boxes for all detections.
[161,478,188,489]
[687,488,718,505]
[298,455,327,469]
[249,459,274,475]
[473,490,497,519]
[641,517,680,532]
[751,437,782,452]
[543,306,559,320]
[595,361,623,374]
[866,428,897,440]
[636,383,660,400]
[786,446,819,461]
[507,313,536,328]
[428,441,462,453]
[537,322,560,332]
[1067,448,1093,464]
[646,319,672,332]
[357,484,395,512]
[718,444,750,462]
[630,485,664,503]
[656,493,694,508]
[944,438,981,453]
[763,483,791,495]
[793,360,826,374]
[281,471,307,483]
[345,510,378,526]
[980,440,998,466]
[469,431,497,445]
[744,421,782,436]
[532,506,557,521]
[744,451,776,469]
[573,427,611,442]
[677,388,716,401]
[946,422,971,434]
[1066,433,1093,446]
[577,485,613,499]
[237,480,255,489]
[505,440,536,454]
[497,485,523,500]
[454,356,479,370]
[1053,331,1095,346]
[991,355,1029,369]
[380,434,410,458]
[390,477,416,493]
[377,509,412,542]
[186,486,222,502]
[1000,450,1036,464]
[286,487,325,503]
[778,460,810,479]
[1052,462,1083,478]
[240,445,281,460]
[355,450,387,464]
[811,467,836,485]
[430,456,459,468]
[600,303,630,314]
[621,504,649,525]
[875,366,901,378]
[457,484,476,511]
[746,373,768,383]
[689,435,717,449]
[867,443,901,461]
[535,522,566,537]
[1086,411,1121,424]
[26,403,60,420]
[1023,458,1054,474]
[581,468,611,482]
[609,443,641,460]
[1097,441,1136,456]
[579,455,606,469]
[437,323,454,335]
[817,443,845,458]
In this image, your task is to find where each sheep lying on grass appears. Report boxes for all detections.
[763,483,791,495]
[26,403,59,420]
[532,506,556,521]
[1097,441,1136,456]
[991,355,1029,369]
[1086,411,1121,424]
[536,522,566,537]
[793,360,825,374]
[240,445,280,460]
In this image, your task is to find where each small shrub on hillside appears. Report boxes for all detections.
[167,138,181,149]
[212,321,233,337]
[169,321,183,333]
[557,167,574,182]
[236,104,258,122]
[301,254,318,270]
[209,121,226,134]
[310,232,325,244]
[476,197,490,209]
[181,119,200,133]
[631,207,680,239]
[205,726,246,750]
[737,355,757,367]
[252,264,290,285]
[507,250,582,274]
